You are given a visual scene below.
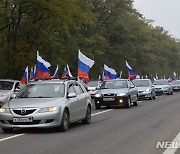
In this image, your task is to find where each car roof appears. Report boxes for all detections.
[29,79,77,84]
[0,79,20,82]
[104,79,129,82]
[133,79,150,81]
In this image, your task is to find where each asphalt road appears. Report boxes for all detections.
[1,93,180,154]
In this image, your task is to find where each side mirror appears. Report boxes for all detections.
[14,88,20,93]
[130,85,135,89]
[68,93,77,98]
[10,94,16,100]
[96,87,100,90]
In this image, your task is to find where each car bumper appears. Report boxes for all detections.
[94,96,128,106]
[138,91,151,99]
[155,89,168,95]
[0,110,62,129]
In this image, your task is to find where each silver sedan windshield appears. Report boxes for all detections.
[101,80,127,89]
[133,80,150,87]
[17,83,65,98]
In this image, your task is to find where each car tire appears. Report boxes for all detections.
[82,106,91,124]
[126,97,131,108]
[59,110,69,132]
[149,93,153,100]
[2,128,13,133]
[133,95,138,106]
[95,104,101,109]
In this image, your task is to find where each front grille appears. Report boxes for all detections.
[13,109,36,116]
[0,120,5,124]
[8,120,41,125]
[103,93,115,97]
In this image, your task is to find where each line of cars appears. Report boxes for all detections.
[0,78,180,133]
[89,79,180,109]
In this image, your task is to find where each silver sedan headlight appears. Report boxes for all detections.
[0,108,10,113]
[117,93,126,96]
[145,89,150,92]
[94,93,102,97]
[39,107,59,113]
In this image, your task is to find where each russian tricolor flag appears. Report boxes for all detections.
[21,66,28,85]
[78,50,94,82]
[62,64,73,78]
[104,64,117,80]
[36,51,51,79]
[126,61,137,79]
[52,65,59,79]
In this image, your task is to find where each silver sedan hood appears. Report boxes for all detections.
[6,98,65,109]
[98,88,129,95]
[136,87,150,91]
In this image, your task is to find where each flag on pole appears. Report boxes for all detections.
[36,51,51,79]
[21,66,28,85]
[155,73,158,80]
[173,72,177,80]
[119,70,122,79]
[30,67,35,81]
[104,64,117,80]
[78,50,94,82]
[51,65,59,79]
[62,64,73,78]
[125,61,137,79]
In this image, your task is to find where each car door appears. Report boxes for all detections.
[73,82,87,119]
[67,83,79,122]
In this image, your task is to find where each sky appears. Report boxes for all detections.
[133,0,180,39]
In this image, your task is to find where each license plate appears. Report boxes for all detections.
[13,117,33,122]
[103,97,115,101]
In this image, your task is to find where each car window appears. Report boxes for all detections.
[133,80,150,87]
[0,81,14,90]
[101,80,127,89]
[74,84,83,95]
[68,84,75,94]
[17,83,65,98]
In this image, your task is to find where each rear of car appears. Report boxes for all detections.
[0,79,92,132]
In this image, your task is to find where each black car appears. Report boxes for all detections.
[94,79,138,109]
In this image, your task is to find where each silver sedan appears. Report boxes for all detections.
[0,79,92,132]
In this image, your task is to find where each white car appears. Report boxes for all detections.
[0,79,24,107]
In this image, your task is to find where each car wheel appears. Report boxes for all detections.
[2,128,13,133]
[133,95,138,106]
[126,97,131,108]
[149,93,153,100]
[60,110,69,132]
[95,104,101,109]
[82,106,91,124]
[171,91,174,95]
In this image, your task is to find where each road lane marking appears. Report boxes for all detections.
[92,109,113,116]
[0,133,25,142]
[0,110,113,142]
[163,131,180,154]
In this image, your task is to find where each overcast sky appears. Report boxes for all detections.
[133,0,180,39]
